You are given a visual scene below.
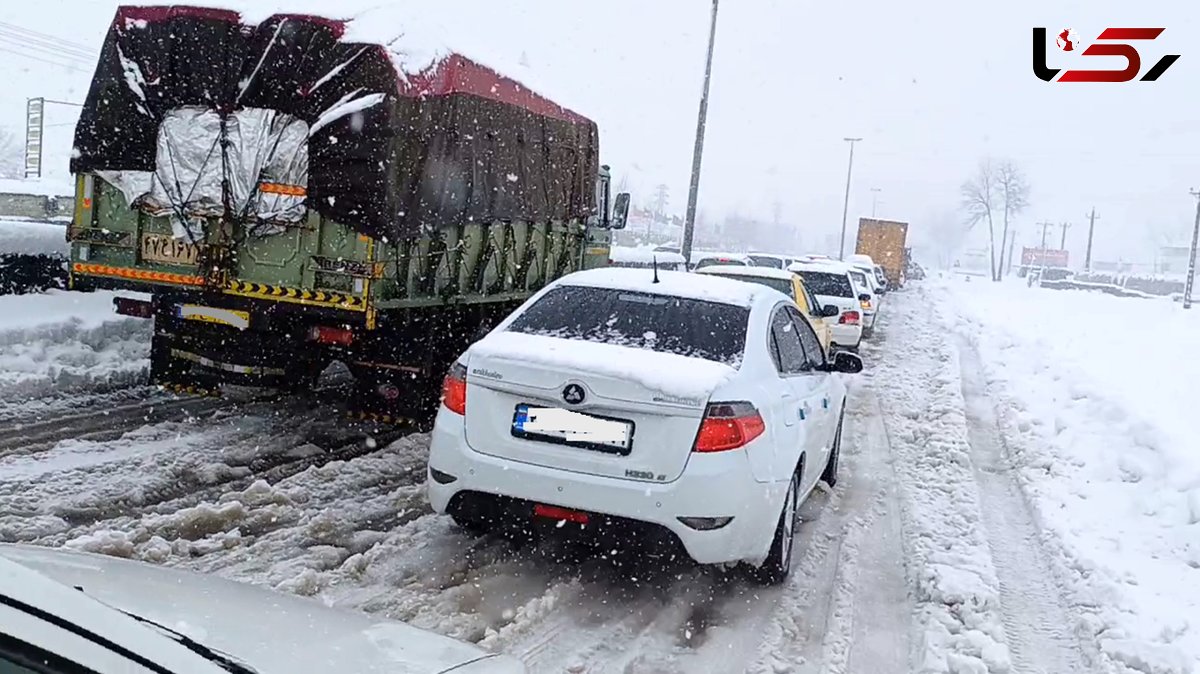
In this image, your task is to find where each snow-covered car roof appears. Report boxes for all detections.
[695,265,797,282]
[555,267,785,307]
[609,246,687,265]
[693,251,752,262]
[847,254,875,266]
[789,260,852,275]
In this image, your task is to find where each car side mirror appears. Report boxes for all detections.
[611,192,631,230]
[828,351,863,374]
[858,293,871,302]
[820,304,840,318]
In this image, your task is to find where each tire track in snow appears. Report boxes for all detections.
[958,337,1092,674]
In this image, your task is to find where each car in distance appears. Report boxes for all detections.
[787,261,865,352]
[427,267,862,584]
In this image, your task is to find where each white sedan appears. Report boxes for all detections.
[788,261,866,351]
[0,543,523,673]
[427,268,862,584]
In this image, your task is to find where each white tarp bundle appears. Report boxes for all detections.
[97,106,309,242]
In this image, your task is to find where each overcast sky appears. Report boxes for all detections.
[1,0,1196,263]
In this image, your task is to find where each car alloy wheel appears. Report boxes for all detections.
[750,468,800,585]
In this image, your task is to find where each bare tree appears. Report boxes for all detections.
[0,128,22,179]
[961,159,999,280]
[995,161,1030,279]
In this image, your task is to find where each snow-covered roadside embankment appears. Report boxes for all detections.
[874,287,1011,672]
[0,290,150,402]
[945,279,1200,674]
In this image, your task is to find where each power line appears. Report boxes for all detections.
[0,46,91,73]
[0,33,96,66]
[0,21,96,57]
[0,28,96,61]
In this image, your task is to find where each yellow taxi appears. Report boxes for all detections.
[695,265,836,354]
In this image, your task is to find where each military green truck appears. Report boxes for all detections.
[67,6,629,419]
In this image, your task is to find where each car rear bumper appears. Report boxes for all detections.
[830,323,863,347]
[426,407,785,566]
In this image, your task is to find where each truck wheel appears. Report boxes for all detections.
[149,333,191,387]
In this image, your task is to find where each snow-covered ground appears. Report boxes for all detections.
[0,289,150,407]
[0,219,69,256]
[946,278,1200,674]
[2,282,1197,672]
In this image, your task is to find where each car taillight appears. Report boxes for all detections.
[839,310,861,325]
[860,299,872,310]
[693,401,765,452]
[441,362,467,415]
[309,325,355,346]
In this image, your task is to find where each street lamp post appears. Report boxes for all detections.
[680,0,721,266]
[838,137,862,260]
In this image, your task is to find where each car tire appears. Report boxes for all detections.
[748,465,801,586]
[822,407,845,488]
[451,512,491,536]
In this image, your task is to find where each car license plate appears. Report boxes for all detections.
[512,404,633,454]
[141,233,201,266]
[175,304,250,330]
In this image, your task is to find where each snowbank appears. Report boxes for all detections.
[0,290,150,400]
[944,278,1200,673]
[0,177,74,198]
[0,220,68,257]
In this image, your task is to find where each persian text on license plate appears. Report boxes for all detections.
[141,233,201,266]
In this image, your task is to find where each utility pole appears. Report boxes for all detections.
[1034,221,1054,275]
[650,183,669,240]
[1058,221,1071,250]
[680,0,720,266]
[1083,207,1099,271]
[870,187,881,217]
[838,137,863,259]
[1185,190,1200,309]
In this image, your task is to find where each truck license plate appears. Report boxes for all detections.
[141,234,201,266]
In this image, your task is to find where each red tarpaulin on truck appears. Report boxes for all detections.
[70,6,599,242]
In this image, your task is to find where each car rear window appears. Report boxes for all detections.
[849,270,870,288]
[705,273,793,297]
[695,258,746,269]
[507,285,749,366]
[796,271,853,297]
[748,255,784,269]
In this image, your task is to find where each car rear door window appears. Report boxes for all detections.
[770,308,809,374]
[507,285,750,366]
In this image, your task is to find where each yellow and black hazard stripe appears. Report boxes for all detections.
[224,280,368,311]
[73,262,206,287]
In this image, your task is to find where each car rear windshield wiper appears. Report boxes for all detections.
[118,609,260,674]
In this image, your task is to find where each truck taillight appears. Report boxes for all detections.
[308,325,354,346]
[441,362,467,415]
[693,401,765,452]
[839,310,861,325]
